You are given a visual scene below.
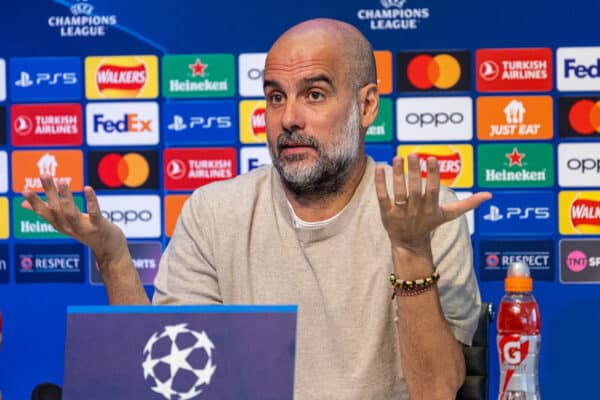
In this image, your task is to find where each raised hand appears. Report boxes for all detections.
[375,154,491,255]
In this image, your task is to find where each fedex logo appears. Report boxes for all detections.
[563,58,600,78]
[9,57,82,101]
[86,102,159,146]
[557,47,600,91]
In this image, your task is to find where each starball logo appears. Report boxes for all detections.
[396,145,473,188]
[356,0,431,31]
[85,56,158,99]
[559,191,600,235]
[397,51,470,92]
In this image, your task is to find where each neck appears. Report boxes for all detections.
[283,155,367,222]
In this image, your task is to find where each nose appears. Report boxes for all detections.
[280,98,305,132]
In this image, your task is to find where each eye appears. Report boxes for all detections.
[308,90,325,101]
[268,92,285,105]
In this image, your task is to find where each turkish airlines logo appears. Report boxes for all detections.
[479,60,500,81]
[166,159,186,180]
[164,148,237,190]
[10,103,83,146]
[88,150,158,190]
[96,195,161,238]
[397,51,470,92]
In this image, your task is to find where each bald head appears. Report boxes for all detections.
[267,18,377,92]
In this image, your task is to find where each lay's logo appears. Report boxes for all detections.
[560,191,600,234]
[397,145,473,188]
[85,56,158,99]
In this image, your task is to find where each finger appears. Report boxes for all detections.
[392,156,408,205]
[406,153,422,213]
[57,179,82,230]
[22,190,48,215]
[440,192,493,221]
[424,157,440,213]
[374,165,392,212]
[40,174,61,210]
[84,186,104,225]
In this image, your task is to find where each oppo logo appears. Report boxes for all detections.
[101,209,152,224]
[567,158,600,173]
[405,112,464,127]
[247,68,263,80]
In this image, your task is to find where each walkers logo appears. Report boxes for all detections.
[90,241,161,285]
[240,146,271,174]
[477,96,553,140]
[85,56,158,99]
[164,148,237,190]
[397,51,470,92]
[560,239,600,283]
[0,244,8,284]
[9,57,81,101]
[558,97,600,138]
[367,98,393,142]
[557,47,600,91]
[240,100,267,143]
[476,48,552,92]
[164,195,189,237]
[396,145,473,188]
[374,51,393,94]
[162,54,235,98]
[476,191,555,235]
[356,0,431,31]
[558,143,600,187]
[238,53,267,97]
[86,102,159,146]
[47,0,117,37]
[479,240,554,281]
[96,195,161,238]
[163,101,236,145]
[477,144,553,188]
[396,97,472,141]
[0,59,6,101]
[12,150,83,192]
[559,191,600,235]
[0,151,7,193]
[0,107,5,145]
[0,197,8,239]
[87,150,159,191]
[11,103,83,146]
[12,196,84,239]
[15,243,84,283]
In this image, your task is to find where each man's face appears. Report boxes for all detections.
[263,36,362,195]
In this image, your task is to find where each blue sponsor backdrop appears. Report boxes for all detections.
[0,1,599,399]
[162,101,237,145]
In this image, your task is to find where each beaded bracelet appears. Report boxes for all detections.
[390,270,440,299]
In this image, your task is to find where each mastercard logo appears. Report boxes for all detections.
[97,153,149,188]
[568,99,600,135]
[407,54,461,90]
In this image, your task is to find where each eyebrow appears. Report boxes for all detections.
[263,74,335,92]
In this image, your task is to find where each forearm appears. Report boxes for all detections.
[392,246,465,399]
[97,249,150,305]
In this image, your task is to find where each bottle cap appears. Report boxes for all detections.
[505,262,533,292]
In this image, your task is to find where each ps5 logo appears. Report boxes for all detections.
[483,205,550,222]
[167,114,232,131]
[14,71,77,87]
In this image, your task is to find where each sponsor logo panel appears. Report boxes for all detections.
[9,57,82,101]
[0,106,5,145]
[164,148,237,190]
[96,195,161,238]
[15,243,85,283]
[10,103,83,146]
[455,191,474,235]
[556,47,600,92]
[238,53,267,97]
[356,0,432,31]
[162,54,234,98]
[476,191,555,235]
[47,1,117,37]
[0,151,7,193]
[240,146,271,174]
[480,240,554,281]
[558,143,600,187]
[90,241,161,285]
[162,101,236,145]
[396,51,470,92]
[0,197,8,239]
[477,144,554,188]
[396,96,472,141]
[11,149,83,192]
[397,144,473,188]
[374,50,392,94]
[560,239,600,283]
[86,102,159,146]
[558,96,600,138]
[85,55,158,99]
[87,150,159,191]
[475,48,552,92]
[367,98,393,142]
[239,100,267,143]
[0,59,6,101]
[476,96,553,140]
[0,244,8,283]
[165,195,190,237]
[559,191,600,235]
[13,196,84,239]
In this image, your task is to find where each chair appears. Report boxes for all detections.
[456,302,494,400]
[31,382,62,400]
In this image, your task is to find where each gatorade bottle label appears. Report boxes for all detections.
[498,334,541,400]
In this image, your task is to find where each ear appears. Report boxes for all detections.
[358,83,379,130]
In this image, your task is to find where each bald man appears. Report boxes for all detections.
[24,18,490,400]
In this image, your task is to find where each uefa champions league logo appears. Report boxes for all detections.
[381,0,407,8]
[142,323,216,399]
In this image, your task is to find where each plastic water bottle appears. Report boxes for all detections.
[497,262,541,400]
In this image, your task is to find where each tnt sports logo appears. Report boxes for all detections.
[566,250,588,272]
[557,47,600,91]
[97,195,161,238]
[397,145,473,188]
[239,100,267,143]
[143,324,216,399]
[397,51,470,92]
[559,191,600,234]
[87,150,159,190]
[85,55,158,99]
[560,239,600,283]
[558,97,600,137]
[86,102,159,146]
[238,53,267,97]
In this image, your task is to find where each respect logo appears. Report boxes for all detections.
[559,191,600,234]
[396,145,473,188]
[558,97,600,138]
[85,55,158,99]
[397,51,470,92]
[239,100,267,143]
[87,150,159,190]
[11,150,83,192]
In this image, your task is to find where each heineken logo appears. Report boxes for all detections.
[478,144,553,188]
[162,54,235,98]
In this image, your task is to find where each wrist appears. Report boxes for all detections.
[391,244,434,280]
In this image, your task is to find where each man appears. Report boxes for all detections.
[23,18,491,400]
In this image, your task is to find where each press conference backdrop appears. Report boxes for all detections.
[0,0,599,398]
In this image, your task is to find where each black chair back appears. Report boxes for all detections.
[31,382,62,400]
